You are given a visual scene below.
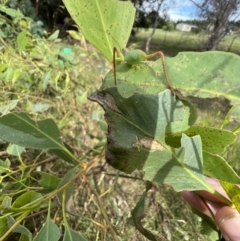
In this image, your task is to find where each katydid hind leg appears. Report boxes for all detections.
[157,51,174,93]
[146,51,174,93]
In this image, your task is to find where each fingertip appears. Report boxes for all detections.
[215,206,240,241]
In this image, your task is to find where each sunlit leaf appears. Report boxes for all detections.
[219,180,240,212]
[17,30,30,51]
[63,0,135,62]
[102,52,240,105]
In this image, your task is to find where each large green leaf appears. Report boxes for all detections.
[63,0,135,62]
[89,89,211,192]
[102,51,240,105]
[167,51,240,104]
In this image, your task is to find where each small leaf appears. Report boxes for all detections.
[67,30,82,41]
[57,166,79,204]
[17,30,30,51]
[8,216,32,240]
[7,144,25,156]
[12,191,42,209]
[38,172,61,190]
[0,216,8,237]
[131,183,157,241]
[63,226,87,241]
[2,196,12,209]
[19,234,30,241]
[51,148,77,165]
[31,102,51,113]
[222,105,240,131]
[0,99,18,115]
[33,216,60,241]
[219,181,240,212]
[47,30,60,41]
[0,159,10,174]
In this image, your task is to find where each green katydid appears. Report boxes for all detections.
[112,47,174,93]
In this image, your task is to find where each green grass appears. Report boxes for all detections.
[131,29,240,56]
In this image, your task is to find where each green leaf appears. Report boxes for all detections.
[38,172,61,190]
[63,226,87,241]
[131,185,157,241]
[63,0,136,62]
[19,234,30,241]
[17,30,30,51]
[47,30,60,41]
[33,216,60,241]
[30,102,51,113]
[0,216,8,237]
[12,191,42,209]
[219,180,240,212]
[222,105,240,131]
[102,60,173,96]
[0,112,63,149]
[167,52,240,104]
[166,126,236,154]
[0,159,10,174]
[57,166,79,204]
[8,216,32,240]
[67,30,82,41]
[203,152,240,183]
[0,99,18,115]
[2,196,12,209]
[166,100,197,133]
[102,52,240,105]
[89,89,210,192]
[7,144,25,156]
[1,6,24,18]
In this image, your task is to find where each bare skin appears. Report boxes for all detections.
[182,177,240,241]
